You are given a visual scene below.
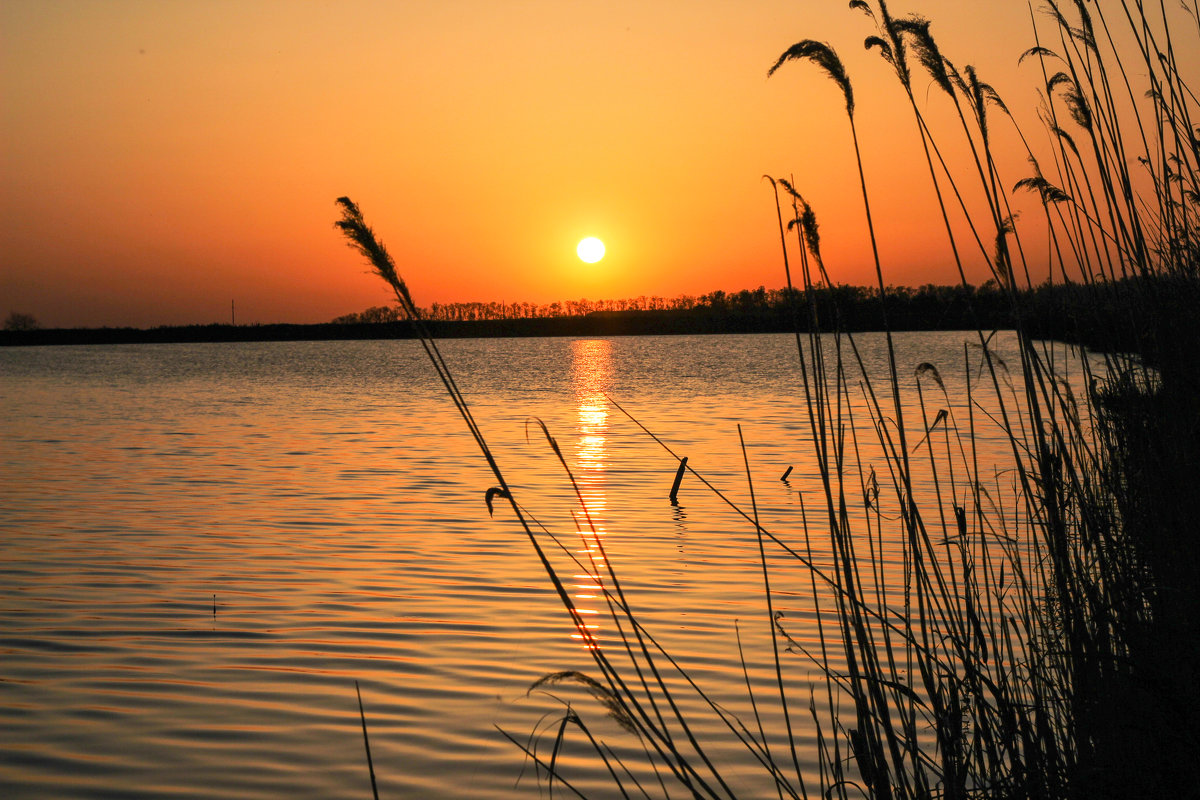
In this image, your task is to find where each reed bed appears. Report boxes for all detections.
[338,0,1197,796]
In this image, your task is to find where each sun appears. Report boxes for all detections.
[576,237,605,263]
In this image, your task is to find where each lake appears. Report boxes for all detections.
[1,331,1054,798]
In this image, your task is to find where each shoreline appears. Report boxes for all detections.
[1,308,1015,348]
[0,318,1011,347]
[6,279,1161,350]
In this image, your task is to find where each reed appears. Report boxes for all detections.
[356,680,380,800]
[337,1,1196,796]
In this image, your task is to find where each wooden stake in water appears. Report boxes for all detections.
[669,456,688,503]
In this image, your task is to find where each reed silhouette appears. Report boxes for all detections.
[338,1,1197,796]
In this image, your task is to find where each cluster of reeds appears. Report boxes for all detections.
[755,1,1197,797]
[337,1,1197,796]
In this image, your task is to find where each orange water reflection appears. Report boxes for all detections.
[568,340,611,646]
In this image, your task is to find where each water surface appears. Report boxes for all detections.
[2,332,1045,798]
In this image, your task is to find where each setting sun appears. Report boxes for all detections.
[576,237,605,264]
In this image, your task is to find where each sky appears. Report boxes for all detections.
[0,0,1123,328]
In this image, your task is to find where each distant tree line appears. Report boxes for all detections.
[332,282,1023,330]
[4,279,1168,349]
[334,292,711,324]
[324,278,1179,351]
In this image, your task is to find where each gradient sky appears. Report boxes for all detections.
[4,1,1083,328]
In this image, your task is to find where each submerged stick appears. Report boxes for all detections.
[668,456,688,503]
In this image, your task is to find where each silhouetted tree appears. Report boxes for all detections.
[4,311,40,331]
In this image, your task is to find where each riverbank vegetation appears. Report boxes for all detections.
[753,1,1198,794]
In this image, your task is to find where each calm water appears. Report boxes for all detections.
[1,332,1046,799]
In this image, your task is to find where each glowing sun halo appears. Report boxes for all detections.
[577,237,605,263]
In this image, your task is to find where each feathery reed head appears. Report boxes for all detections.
[1019,45,1059,65]
[848,0,873,20]
[872,0,912,87]
[864,35,895,67]
[981,82,1010,117]
[1051,123,1080,156]
[778,177,824,271]
[895,15,953,96]
[1047,72,1093,130]
[529,671,638,735]
[768,39,854,115]
[334,197,415,311]
[1015,175,1072,205]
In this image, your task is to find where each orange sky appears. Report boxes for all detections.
[0,1,1130,328]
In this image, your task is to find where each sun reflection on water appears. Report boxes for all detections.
[568,339,611,646]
